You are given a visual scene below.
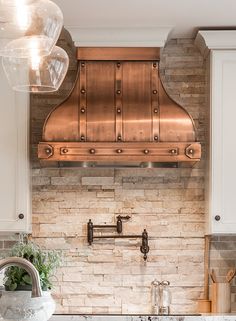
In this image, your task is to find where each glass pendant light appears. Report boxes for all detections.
[2,45,69,92]
[0,0,63,57]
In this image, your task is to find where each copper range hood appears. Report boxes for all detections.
[38,47,201,167]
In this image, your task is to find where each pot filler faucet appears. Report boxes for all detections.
[88,215,150,260]
[0,257,42,298]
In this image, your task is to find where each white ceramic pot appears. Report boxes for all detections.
[0,291,55,321]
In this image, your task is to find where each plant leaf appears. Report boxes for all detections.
[9,282,17,291]
[22,274,32,285]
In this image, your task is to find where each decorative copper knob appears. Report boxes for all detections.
[117,108,121,114]
[116,90,121,95]
[81,62,85,67]
[188,149,194,154]
[81,107,86,113]
[154,135,158,141]
[81,89,86,94]
[153,90,157,94]
[90,149,96,154]
[153,108,158,113]
[170,149,176,154]
[18,213,24,220]
[144,149,149,154]
[80,135,85,141]
[45,148,51,155]
[116,149,123,153]
[117,62,121,68]
[117,135,122,141]
[62,148,68,154]
[153,63,157,68]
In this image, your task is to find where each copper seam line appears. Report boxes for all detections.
[152,61,159,142]
[115,61,123,142]
[79,60,87,141]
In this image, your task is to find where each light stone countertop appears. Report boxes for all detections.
[50,314,236,321]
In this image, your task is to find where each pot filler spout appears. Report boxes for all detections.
[38,47,201,167]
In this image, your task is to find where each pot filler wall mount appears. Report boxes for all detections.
[38,47,201,167]
[87,216,149,261]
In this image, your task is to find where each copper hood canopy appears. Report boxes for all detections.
[38,47,201,167]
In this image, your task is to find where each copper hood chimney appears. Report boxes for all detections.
[38,47,201,167]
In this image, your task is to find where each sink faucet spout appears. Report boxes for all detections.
[0,257,42,298]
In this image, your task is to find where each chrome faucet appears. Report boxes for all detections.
[0,257,42,298]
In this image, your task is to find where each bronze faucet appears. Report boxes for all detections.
[88,217,150,260]
[0,257,42,298]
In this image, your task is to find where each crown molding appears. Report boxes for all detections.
[195,30,236,57]
[66,26,173,47]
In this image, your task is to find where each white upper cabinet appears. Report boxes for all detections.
[195,31,236,234]
[0,63,30,233]
[207,50,236,234]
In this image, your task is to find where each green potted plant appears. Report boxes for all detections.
[0,239,61,321]
[4,240,61,291]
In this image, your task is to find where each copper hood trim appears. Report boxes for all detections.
[39,142,201,162]
[38,47,201,165]
[77,47,160,61]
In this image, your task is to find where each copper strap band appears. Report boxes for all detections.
[115,62,123,142]
[151,62,159,142]
[38,142,201,161]
[77,47,160,61]
[79,61,87,141]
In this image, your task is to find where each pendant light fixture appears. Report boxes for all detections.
[0,0,63,57]
[2,45,69,92]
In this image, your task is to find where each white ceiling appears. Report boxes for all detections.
[53,0,236,39]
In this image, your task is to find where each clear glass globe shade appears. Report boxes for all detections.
[2,45,69,92]
[0,0,63,57]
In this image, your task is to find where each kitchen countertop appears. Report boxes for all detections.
[50,314,236,321]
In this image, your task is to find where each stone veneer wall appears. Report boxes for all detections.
[1,30,234,314]
[29,31,207,314]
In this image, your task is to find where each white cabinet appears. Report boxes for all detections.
[206,50,236,234]
[0,63,30,233]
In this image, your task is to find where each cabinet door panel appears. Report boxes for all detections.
[210,50,236,233]
[0,64,30,232]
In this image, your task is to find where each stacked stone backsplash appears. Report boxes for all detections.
[30,33,206,314]
[0,29,235,313]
